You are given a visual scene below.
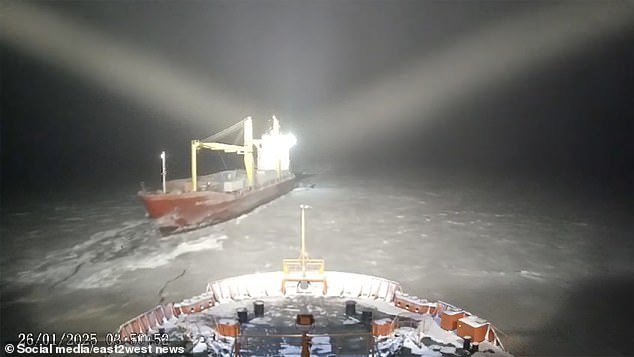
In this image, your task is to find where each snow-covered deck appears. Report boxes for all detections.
[117,271,509,356]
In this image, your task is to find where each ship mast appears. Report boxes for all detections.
[271,115,281,179]
[299,204,309,275]
[281,205,327,294]
[160,151,167,194]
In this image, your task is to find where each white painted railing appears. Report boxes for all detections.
[117,271,505,351]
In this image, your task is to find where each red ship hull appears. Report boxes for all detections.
[139,176,297,233]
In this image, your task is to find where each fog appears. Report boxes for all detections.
[1,1,632,356]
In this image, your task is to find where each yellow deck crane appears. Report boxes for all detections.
[190,116,296,192]
[190,117,255,192]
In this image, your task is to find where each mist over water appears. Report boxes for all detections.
[1,171,631,356]
[1,1,632,356]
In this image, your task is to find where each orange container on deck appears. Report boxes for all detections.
[372,318,395,337]
[457,316,489,342]
[417,303,437,315]
[217,319,240,337]
[180,300,198,314]
[394,294,438,315]
[296,314,315,326]
[440,310,465,331]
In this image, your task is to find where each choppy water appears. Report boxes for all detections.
[1,172,632,356]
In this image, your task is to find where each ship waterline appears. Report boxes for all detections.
[139,172,296,233]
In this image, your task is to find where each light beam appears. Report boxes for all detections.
[0,2,253,127]
[303,2,632,156]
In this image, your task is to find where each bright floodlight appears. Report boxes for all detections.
[286,133,297,148]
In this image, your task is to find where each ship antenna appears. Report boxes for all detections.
[299,204,311,274]
[281,204,325,295]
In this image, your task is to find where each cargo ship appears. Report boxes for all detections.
[139,116,298,233]
[116,206,512,356]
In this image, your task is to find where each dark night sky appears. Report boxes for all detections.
[1,1,632,199]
